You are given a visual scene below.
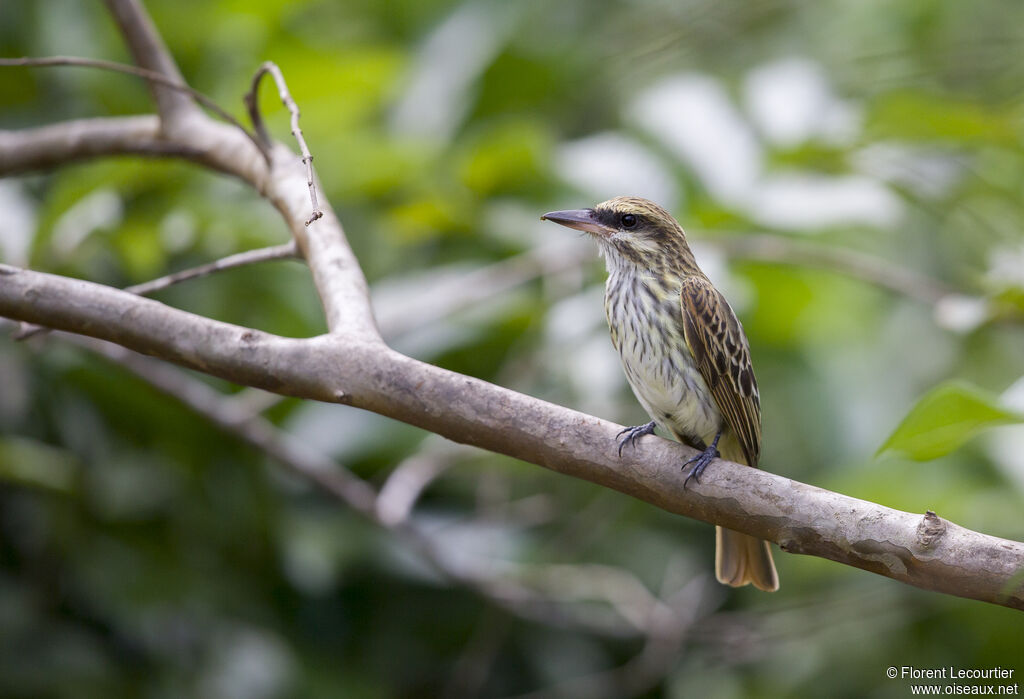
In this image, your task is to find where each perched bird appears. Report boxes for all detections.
[542,196,778,591]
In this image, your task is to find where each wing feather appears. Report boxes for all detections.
[679,276,761,466]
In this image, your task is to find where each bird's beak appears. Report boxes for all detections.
[541,208,609,236]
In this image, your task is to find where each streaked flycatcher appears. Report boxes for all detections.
[542,196,778,591]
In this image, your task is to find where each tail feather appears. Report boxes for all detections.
[711,434,779,591]
[715,526,779,592]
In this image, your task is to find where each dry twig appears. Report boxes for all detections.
[0,0,1021,615]
[14,241,299,341]
[245,61,323,225]
[0,55,266,159]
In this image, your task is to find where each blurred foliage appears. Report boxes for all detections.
[2,0,1024,697]
[879,381,1024,461]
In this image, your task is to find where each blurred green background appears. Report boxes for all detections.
[2,0,1024,697]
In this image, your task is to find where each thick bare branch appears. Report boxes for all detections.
[0,264,330,398]
[0,57,256,144]
[0,116,181,174]
[37,327,674,639]
[14,241,300,341]
[1,6,1018,617]
[3,114,965,339]
[2,264,1022,611]
[0,118,377,337]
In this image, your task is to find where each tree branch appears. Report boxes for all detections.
[4,0,398,341]
[245,61,322,225]
[14,241,299,340]
[0,134,375,344]
[126,241,300,295]
[2,1,1020,616]
[0,56,266,159]
[0,116,182,175]
[0,108,375,337]
[2,264,1022,611]
[0,116,964,337]
[33,326,690,641]
[102,0,201,127]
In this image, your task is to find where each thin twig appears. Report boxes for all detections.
[245,62,323,225]
[32,327,678,639]
[1,0,1019,617]
[3,266,1021,610]
[125,241,299,295]
[0,56,268,161]
[15,241,299,341]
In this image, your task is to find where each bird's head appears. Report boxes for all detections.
[541,196,695,275]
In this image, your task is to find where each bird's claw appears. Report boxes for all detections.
[682,431,722,489]
[616,421,657,457]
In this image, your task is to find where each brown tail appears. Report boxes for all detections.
[715,526,779,591]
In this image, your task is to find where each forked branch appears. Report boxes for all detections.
[0,0,1021,615]
[0,265,1022,612]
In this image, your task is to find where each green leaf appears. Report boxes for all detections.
[877,381,1024,461]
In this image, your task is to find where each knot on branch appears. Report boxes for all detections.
[916,510,946,549]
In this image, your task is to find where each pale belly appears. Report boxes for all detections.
[607,284,722,447]
[618,337,722,447]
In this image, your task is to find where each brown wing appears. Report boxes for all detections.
[679,276,761,466]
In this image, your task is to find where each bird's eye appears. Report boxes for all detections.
[621,213,637,228]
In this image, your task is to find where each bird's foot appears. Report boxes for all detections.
[616,421,657,456]
[683,431,722,489]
